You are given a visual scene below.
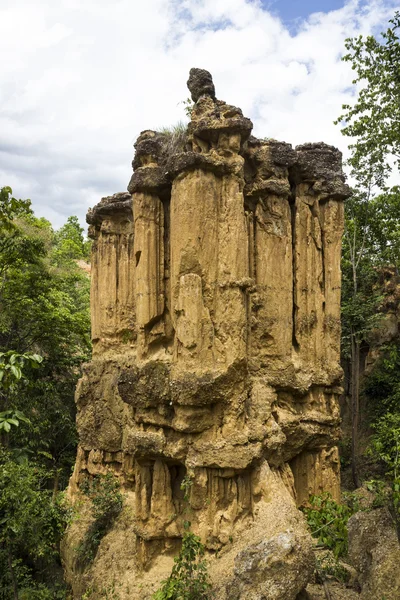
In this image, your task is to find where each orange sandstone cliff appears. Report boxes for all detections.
[62,69,350,599]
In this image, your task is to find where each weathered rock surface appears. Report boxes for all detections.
[228,532,312,600]
[63,69,350,599]
[187,67,216,102]
[348,508,400,600]
[304,582,360,599]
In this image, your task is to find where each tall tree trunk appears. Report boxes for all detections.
[349,246,362,489]
[351,329,361,488]
[52,469,60,502]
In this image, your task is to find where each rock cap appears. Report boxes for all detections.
[86,192,132,226]
[187,68,216,103]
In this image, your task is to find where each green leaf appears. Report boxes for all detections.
[30,353,43,363]
[10,364,22,379]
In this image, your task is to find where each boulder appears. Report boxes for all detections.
[348,507,400,599]
[226,531,314,600]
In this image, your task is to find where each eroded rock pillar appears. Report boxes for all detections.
[87,192,135,353]
[63,68,350,600]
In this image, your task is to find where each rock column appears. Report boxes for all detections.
[63,69,350,600]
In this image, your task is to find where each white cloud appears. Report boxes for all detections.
[0,0,398,229]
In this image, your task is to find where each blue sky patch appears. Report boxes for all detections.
[263,0,346,26]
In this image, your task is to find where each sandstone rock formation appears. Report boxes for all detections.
[63,68,350,599]
[348,508,400,599]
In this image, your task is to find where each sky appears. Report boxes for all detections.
[267,0,346,26]
[0,0,398,229]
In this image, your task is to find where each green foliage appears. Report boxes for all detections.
[0,187,91,596]
[0,452,69,555]
[370,413,400,477]
[337,7,400,367]
[363,336,400,517]
[0,409,30,434]
[0,186,32,233]
[77,474,124,565]
[370,412,400,517]
[0,449,71,599]
[179,98,194,119]
[364,341,400,420]
[0,351,43,437]
[0,188,46,280]
[363,479,390,508]
[302,493,354,558]
[53,215,91,264]
[337,11,400,484]
[0,351,43,390]
[365,188,400,265]
[0,190,91,482]
[336,11,400,190]
[153,474,212,600]
[153,530,211,600]
[339,190,400,358]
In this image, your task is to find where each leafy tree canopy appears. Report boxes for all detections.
[53,215,91,264]
[0,186,91,598]
[336,10,400,488]
[0,186,32,231]
[336,11,400,190]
